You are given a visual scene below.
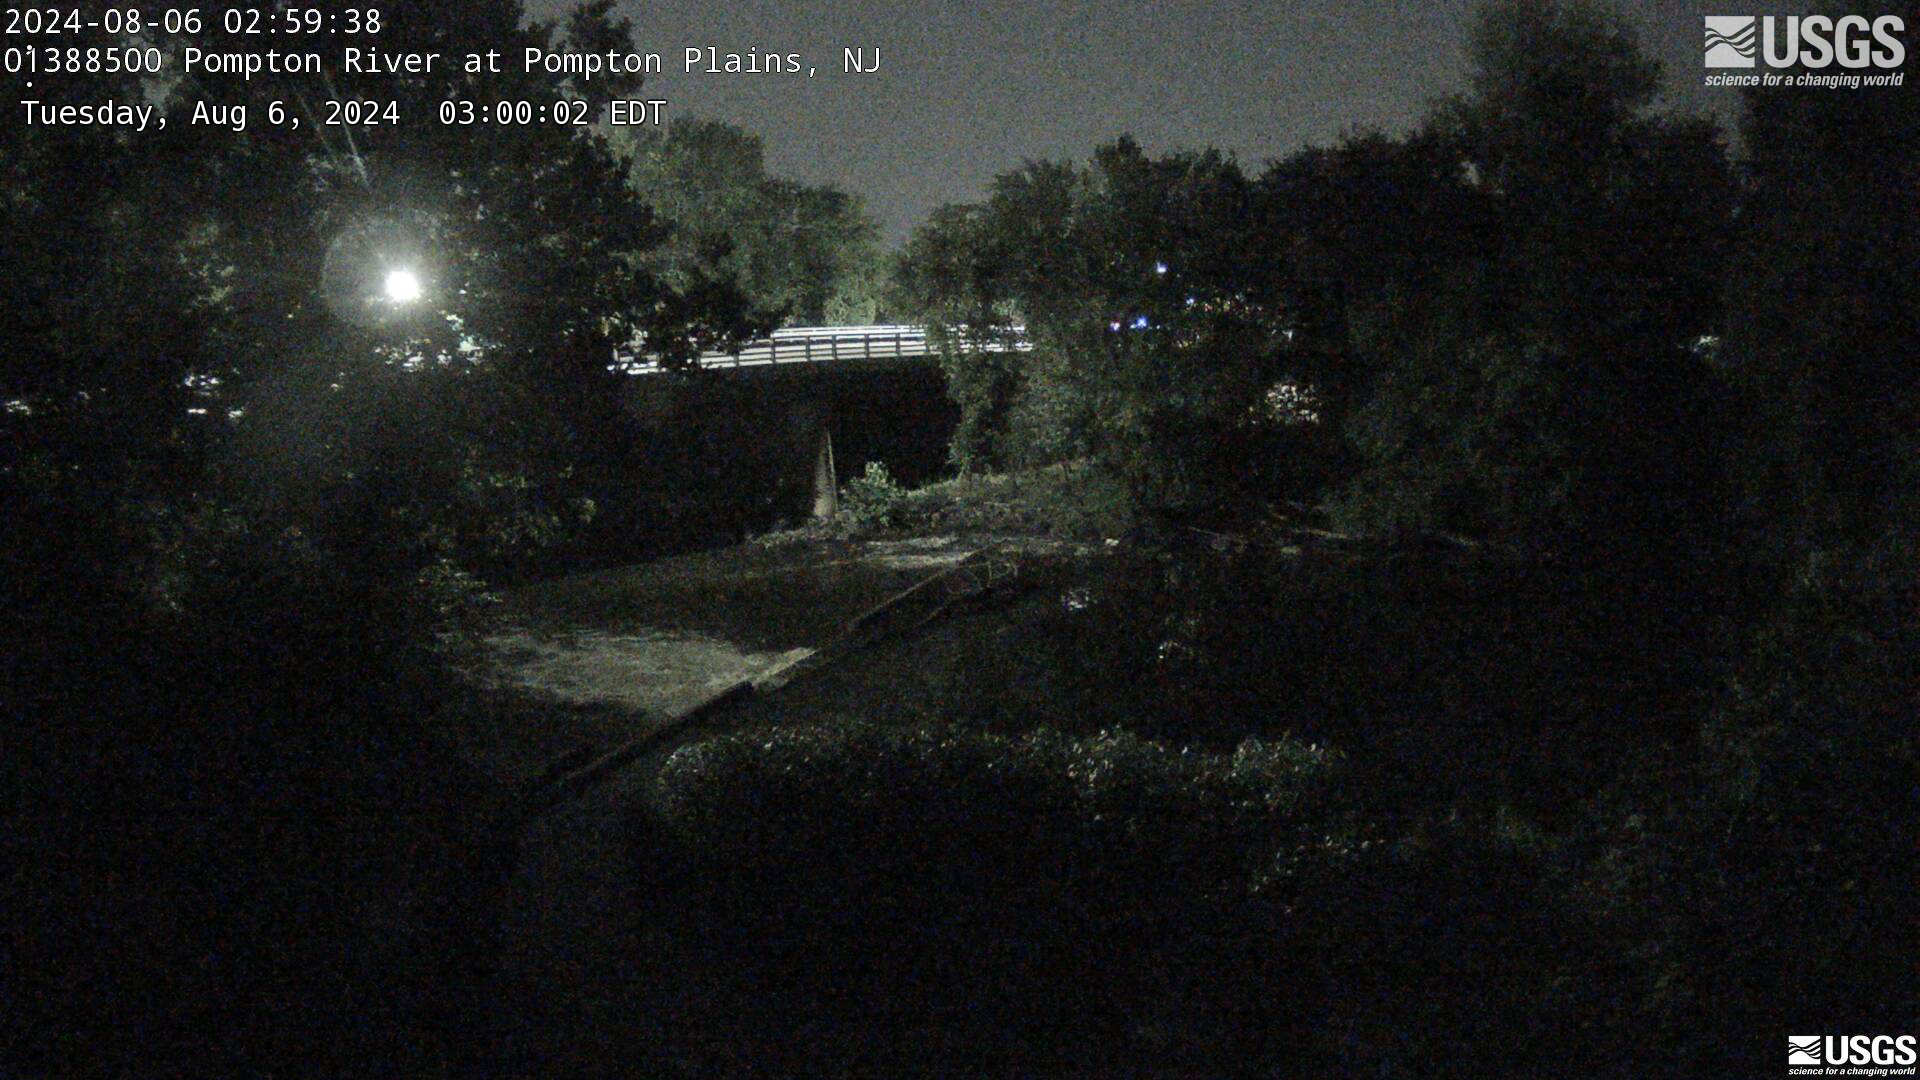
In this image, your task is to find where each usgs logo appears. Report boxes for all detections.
[1788,1034,1919,1067]
[1705,14,1907,68]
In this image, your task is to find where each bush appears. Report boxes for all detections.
[839,459,911,529]
[7,501,507,1078]
[656,721,1340,879]
[635,720,1630,1075]
[644,721,1346,1072]
[1676,545,1920,1072]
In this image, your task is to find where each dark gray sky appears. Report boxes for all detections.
[545,0,1738,244]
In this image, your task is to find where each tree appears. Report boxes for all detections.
[0,13,214,622]
[1257,128,1493,430]
[893,141,1296,514]
[619,118,884,327]
[1723,19,1920,562]
[2,0,778,649]
[1331,0,1735,559]
[7,4,765,1071]
[890,202,1025,472]
[1059,140,1291,515]
[149,0,786,585]
[1683,12,1920,1056]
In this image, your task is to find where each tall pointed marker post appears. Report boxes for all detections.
[811,426,837,519]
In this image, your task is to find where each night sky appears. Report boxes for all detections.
[538,0,1744,242]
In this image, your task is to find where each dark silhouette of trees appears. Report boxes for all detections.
[8,0,1915,1073]
[894,139,1293,517]
[2,2,762,1074]
[617,118,885,327]
[1333,0,1735,561]
[896,3,1737,552]
[1687,10,1920,1064]
[889,203,1027,472]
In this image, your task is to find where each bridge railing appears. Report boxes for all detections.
[612,325,1031,376]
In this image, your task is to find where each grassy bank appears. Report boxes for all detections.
[543,465,1915,1077]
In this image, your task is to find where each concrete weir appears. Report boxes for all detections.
[485,629,812,716]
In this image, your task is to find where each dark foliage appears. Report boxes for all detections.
[1,0,744,1073]
[616,118,887,326]
[6,0,1915,1074]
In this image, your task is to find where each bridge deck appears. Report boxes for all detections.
[614,324,1029,375]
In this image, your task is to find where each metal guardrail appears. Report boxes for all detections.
[612,325,1031,376]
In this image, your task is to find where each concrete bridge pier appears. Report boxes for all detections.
[811,424,837,520]
[783,393,839,521]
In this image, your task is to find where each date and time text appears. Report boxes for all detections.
[7,7,882,133]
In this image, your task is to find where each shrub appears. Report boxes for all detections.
[635,720,1615,1075]
[655,720,1339,897]
[839,460,912,529]
[644,721,1349,1072]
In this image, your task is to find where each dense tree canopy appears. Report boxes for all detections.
[896,0,1740,555]
[2,4,776,1070]
[1309,0,1736,557]
[893,139,1297,515]
[617,118,885,327]
[7,0,1915,1073]
[0,0,787,617]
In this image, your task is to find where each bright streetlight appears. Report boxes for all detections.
[383,268,423,303]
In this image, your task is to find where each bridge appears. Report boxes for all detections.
[615,325,1030,521]
[613,324,1030,376]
